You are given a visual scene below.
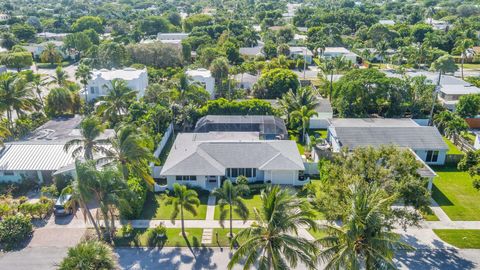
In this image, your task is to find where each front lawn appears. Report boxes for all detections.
[139,191,209,220]
[214,194,262,220]
[422,209,440,221]
[114,228,203,247]
[434,229,480,249]
[443,137,463,155]
[210,228,243,247]
[432,166,480,220]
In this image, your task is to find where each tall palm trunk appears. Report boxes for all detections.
[181,204,185,236]
[80,198,101,240]
[461,54,465,79]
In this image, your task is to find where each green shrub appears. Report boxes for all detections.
[58,240,117,270]
[41,184,58,198]
[0,214,32,251]
[54,174,73,193]
[119,176,147,219]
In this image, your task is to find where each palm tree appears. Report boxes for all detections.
[319,56,349,102]
[318,183,412,270]
[64,116,109,160]
[165,184,200,237]
[51,66,69,87]
[212,179,249,239]
[100,125,155,186]
[376,41,389,65]
[96,79,136,125]
[454,38,475,79]
[58,240,117,270]
[40,43,62,67]
[61,161,102,240]
[93,165,128,242]
[0,122,10,146]
[428,55,458,125]
[228,186,318,270]
[434,111,468,144]
[291,105,318,143]
[279,87,318,126]
[27,74,48,110]
[0,73,38,130]
[75,64,93,110]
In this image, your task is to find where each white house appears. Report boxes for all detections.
[234,73,259,90]
[384,70,480,111]
[83,68,148,101]
[0,14,10,21]
[23,41,65,58]
[379,19,395,26]
[289,46,313,64]
[36,32,68,41]
[320,47,359,63]
[160,132,307,190]
[186,68,215,98]
[157,33,189,47]
[309,97,333,129]
[425,18,452,31]
[0,116,114,183]
[327,118,448,165]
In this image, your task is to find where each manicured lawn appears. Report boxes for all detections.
[139,191,209,220]
[458,63,480,70]
[214,194,262,220]
[114,228,203,247]
[432,166,480,220]
[309,129,328,139]
[422,209,440,221]
[210,228,243,247]
[443,137,463,155]
[434,229,480,248]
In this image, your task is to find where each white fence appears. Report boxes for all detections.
[303,162,319,175]
[150,123,173,192]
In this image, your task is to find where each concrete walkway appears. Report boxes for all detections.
[205,196,216,221]
[430,198,452,222]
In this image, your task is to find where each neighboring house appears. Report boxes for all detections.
[379,19,395,26]
[289,46,313,64]
[83,68,148,101]
[239,44,264,58]
[309,97,333,129]
[185,68,215,98]
[234,72,259,90]
[157,32,188,48]
[194,115,289,140]
[0,13,10,21]
[23,41,65,58]
[36,32,68,41]
[384,70,480,111]
[327,118,448,165]
[0,65,7,74]
[160,132,306,190]
[425,18,452,31]
[0,116,114,183]
[320,47,359,64]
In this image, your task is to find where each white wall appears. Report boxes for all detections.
[309,112,333,129]
[0,171,37,183]
[166,175,207,190]
[86,70,148,101]
[475,134,480,150]
[413,149,447,165]
[264,170,299,185]
[190,75,215,98]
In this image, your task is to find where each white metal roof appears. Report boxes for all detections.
[186,68,212,78]
[91,68,147,81]
[0,144,75,171]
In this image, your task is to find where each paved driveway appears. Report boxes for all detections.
[115,247,480,270]
[0,247,68,270]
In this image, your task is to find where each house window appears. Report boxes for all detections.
[426,150,439,162]
[3,171,14,176]
[175,175,197,181]
[227,168,256,178]
[90,87,95,94]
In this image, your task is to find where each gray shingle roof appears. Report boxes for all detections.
[333,126,448,150]
[160,133,304,176]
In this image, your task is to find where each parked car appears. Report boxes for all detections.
[54,194,73,216]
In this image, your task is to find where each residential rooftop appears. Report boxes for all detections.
[160,132,304,176]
